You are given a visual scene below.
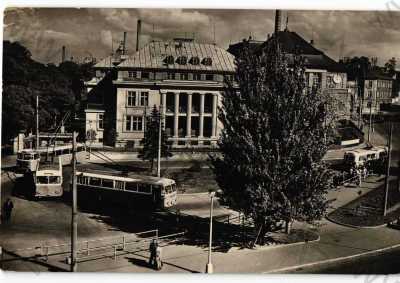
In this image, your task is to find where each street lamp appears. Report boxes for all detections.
[206,190,216,274]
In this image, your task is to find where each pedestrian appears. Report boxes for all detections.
[155,243,163,270]
[363,167,368,179]
[3,198,14,223]
[148,239,157,268]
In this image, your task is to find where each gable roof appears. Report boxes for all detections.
[117,40,235,73]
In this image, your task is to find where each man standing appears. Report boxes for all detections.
[3,198,14,223]
[148,239,156,268]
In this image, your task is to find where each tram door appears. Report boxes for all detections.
[152,185,162,208]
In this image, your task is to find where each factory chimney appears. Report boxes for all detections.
[123,32,127,55]
[61,46,66,63]
[136,19,142,52]
[274,10,282,34]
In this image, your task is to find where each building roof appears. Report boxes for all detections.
[94,55,129,68]
[117,40,236,73]
[365,69,394,80]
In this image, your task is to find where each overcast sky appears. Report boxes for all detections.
[4,8,400,66]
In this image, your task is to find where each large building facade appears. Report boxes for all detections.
[85,38,235,148]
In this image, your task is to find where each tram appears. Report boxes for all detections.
[24,160,63,198]
[75,169,177,209]
[344,146,387,168]
[16,143,86,172]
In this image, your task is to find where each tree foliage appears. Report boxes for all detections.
[138,105,172,172]
[2,40,94,143]
[212,38,337,241]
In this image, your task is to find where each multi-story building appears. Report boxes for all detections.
[85,38,235,148]
[228,29,349,118]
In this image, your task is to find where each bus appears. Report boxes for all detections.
[24,160,63,198]
[344,146,387,168]
[75,169,177,209]
[16,143,86,172]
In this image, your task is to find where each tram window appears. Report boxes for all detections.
[34,154,39,159]
[24,154,32,160]
[55,150,61,156]
[138,184,151,194]
[171,184,176,192]
[115,181,124,190]
[152,185,161,192]
[102,179,114,188]
[62,149,70,154]
[125,182,137,192]
[49,176,61,184]
[17,153,22,159]
[89,177,101,186]
[36,176,48,184]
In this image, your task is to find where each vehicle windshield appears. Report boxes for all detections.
[49,176,61,184]
[344,153,355,162]
[36,176,49,184]
[163,184,176,194]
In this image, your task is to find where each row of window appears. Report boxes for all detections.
[36,176,61,185]
[127,91,149,107]
[127,71,233,82]
[77,175,161,195]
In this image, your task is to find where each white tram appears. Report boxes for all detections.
[75,169,177,209]
[16,143,86,172]
[24,160,63,198]
[344,146,388,168]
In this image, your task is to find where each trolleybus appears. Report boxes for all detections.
[344,146,387,168]
[75,169,177,209]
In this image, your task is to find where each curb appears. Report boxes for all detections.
[227,233,321,254]
[325,215,388,229]
[263,242,400,274]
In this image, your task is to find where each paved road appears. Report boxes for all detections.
[292,245,400,274]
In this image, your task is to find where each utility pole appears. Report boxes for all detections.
[36,96,40,149]
[367,95,373,144]
[383,121,393,216]
[71,131,78,271]
[156,105,162,178]
[206,191,215,274]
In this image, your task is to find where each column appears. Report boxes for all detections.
[186,93,192,138]
[211,93,218,138]
[161,91,166,130]
[174,92,179,138]
[199,93,205,142]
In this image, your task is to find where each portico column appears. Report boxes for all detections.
[174,92,179,138]
[199,93,205,139]
[211,93,218,138]
[186,93,192,138]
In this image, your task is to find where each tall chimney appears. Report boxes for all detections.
[274,10,282,34]
[61,46,66,63]
[123,32,127,55]
[136,19,142,52]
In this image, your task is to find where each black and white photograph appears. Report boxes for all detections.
[1,3,400,276]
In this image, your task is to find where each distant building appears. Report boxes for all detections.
[84,38,235,148]
[228,29,349,117]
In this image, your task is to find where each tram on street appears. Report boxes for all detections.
[16,143,86,172]
[24,160,63,198]
[344,146,387,168]
[75,169,177,209]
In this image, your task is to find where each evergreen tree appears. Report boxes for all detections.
[139,105,172,173]
[212,38,336,243]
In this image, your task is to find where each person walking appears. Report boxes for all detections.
[148,239,157,268]
[155,242,163,270]
[3,198,14,223]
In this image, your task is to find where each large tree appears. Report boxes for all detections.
[138,105,172,173]
[212,38,336,243]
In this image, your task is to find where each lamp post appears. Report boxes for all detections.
[206,191,215,274]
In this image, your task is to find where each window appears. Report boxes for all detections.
[312,73,321,89]
[126,116,143,131]
[180,73,188,80]
[176,56,187,65]
[36,176,48,184]
[49,176,61,184]
[368,80,373,88]
[190,56,200,65]
[167,72,175,80]
[138,183,151,194]
[125,182,137,192]
[164,55,175,65]
[141,72,150,79]
[193,73,201,81]
[98,114,104,130]
[128,71,137,79]
[205,74,214,81]
[89,177,101,186]
[102,179,114,188]
[115,181,124,190]
[140,92,149,106]
[202,57,212,66]
[127,91,137,107]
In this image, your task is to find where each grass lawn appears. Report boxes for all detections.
[327,179,400,227]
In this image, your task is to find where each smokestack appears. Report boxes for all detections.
[62,46,66,63]
[136,19,142,52]
[123,32,127,55]
[274,10,282,34]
